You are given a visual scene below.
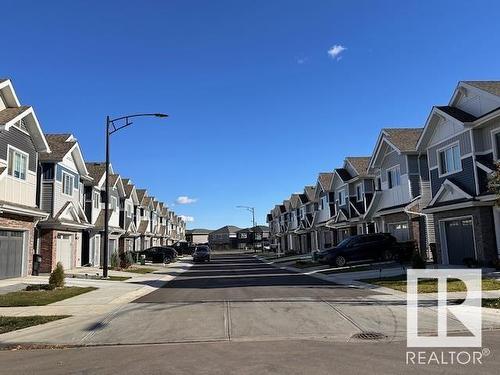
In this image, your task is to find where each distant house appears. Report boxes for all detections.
[186,228,212,245]
[208,225,241,249]
[236,225,270,249]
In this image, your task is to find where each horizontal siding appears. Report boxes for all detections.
[380,152,406,181]
[0,126,37,172]
[430,156,476,197]
[41,182,53,212]
[428,131,472,168]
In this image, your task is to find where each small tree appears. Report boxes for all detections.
[110,251,120,269]
[488,161,500,206]
[48,262,65,289]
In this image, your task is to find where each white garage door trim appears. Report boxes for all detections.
[387,221,410,242]
[56,233,73,270]
[438,215,477,265]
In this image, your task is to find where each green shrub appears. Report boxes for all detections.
[110,251,119,269]
[25,284,53,291]
[411,252,426,269]
[48,262,65,288]
[120,251,135,269]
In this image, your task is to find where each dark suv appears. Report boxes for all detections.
[317,234,397,267]
[192,246,211,263]
[139,246,178,264]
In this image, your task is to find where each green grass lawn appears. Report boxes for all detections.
[0,315,70,334]
[483,298,500,309]
[121,267,156,274]
[0,286,97,307]
[363,275,500,293]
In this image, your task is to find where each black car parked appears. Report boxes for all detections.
[139,246,178,264]
[317,234,397,267]
[192,246,211,263]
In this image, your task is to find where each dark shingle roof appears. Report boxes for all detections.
[39,134,75,162]
[211,225,241,234]
[304,186,316,201]
[463,81,500,97]
[346,156,371,176]
[436,106,477,123]
[318,172,334,191]
[124,183,134,198]
[0,106,30,125]
[136,189,147,203]
[335,168,352,181]
[86,162,106,182]
[383,128,423,153]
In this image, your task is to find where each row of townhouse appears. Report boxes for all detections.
[0,78,186,279]
[267,80,500,266]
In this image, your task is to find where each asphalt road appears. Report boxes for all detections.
[1,254,499,374]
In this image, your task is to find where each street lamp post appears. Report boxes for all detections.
[103,113,168,278]
[236,205,256,251]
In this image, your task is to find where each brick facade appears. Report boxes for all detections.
[0,213,37,276]
[39,229,80,273]
[433,206,498,265]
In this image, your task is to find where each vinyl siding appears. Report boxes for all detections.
[430,156,476,196]
[41,183,53,212]
[427,131,472,168]
[0,126,37,172]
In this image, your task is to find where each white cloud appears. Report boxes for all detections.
[296,57,308,65]
[327,44,346,60]
[179,215,194,222]
[176,196,197,205]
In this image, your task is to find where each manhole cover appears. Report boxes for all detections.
[350,332,387,341]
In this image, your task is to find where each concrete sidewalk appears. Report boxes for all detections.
[0,261,192,344]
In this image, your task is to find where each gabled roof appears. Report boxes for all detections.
[39,134,75,161]
[435,106,477,123]
[0,79,50,152]
[0,106,31,125]
[462,81,500,97]
[345,156,371,177]
[136,189,147,203]
[334,168,352,182]
[370,128,423,168]
[304,186,316,202]
[289,194,302,209]
[86,162,106,183]
[210,225,241,234]
[318,172,334,191]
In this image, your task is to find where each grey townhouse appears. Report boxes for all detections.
[417,81,500,265]
[0,78,50,279]
[0,77,187,279]
[268,80,500,266]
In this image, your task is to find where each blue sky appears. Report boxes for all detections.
[2,1,499,229]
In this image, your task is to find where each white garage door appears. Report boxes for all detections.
[0,230,24,279]
[56,233,73,270]
[387,222,410,242]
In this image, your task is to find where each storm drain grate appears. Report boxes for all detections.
[350,332,387,341]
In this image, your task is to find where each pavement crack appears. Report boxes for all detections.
[321,298,364,332]
[225,300,232,341]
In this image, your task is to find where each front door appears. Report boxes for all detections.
[56,233,73,270]
[0,230,24,279]
[444,218,475,265]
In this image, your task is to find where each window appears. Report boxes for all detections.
[62,172,74,196]
[376,177,382,191]
[93,191,100,209]
[355,184,363,202]
[387,166,401,189]
[7,147,28,180]
[111,196,118,210]
[240,233,248,239]
[127,203,133,217]
[438,143,461,175]
[494,131,500,161]
[320,195,328,210]
[338,190,345,205]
